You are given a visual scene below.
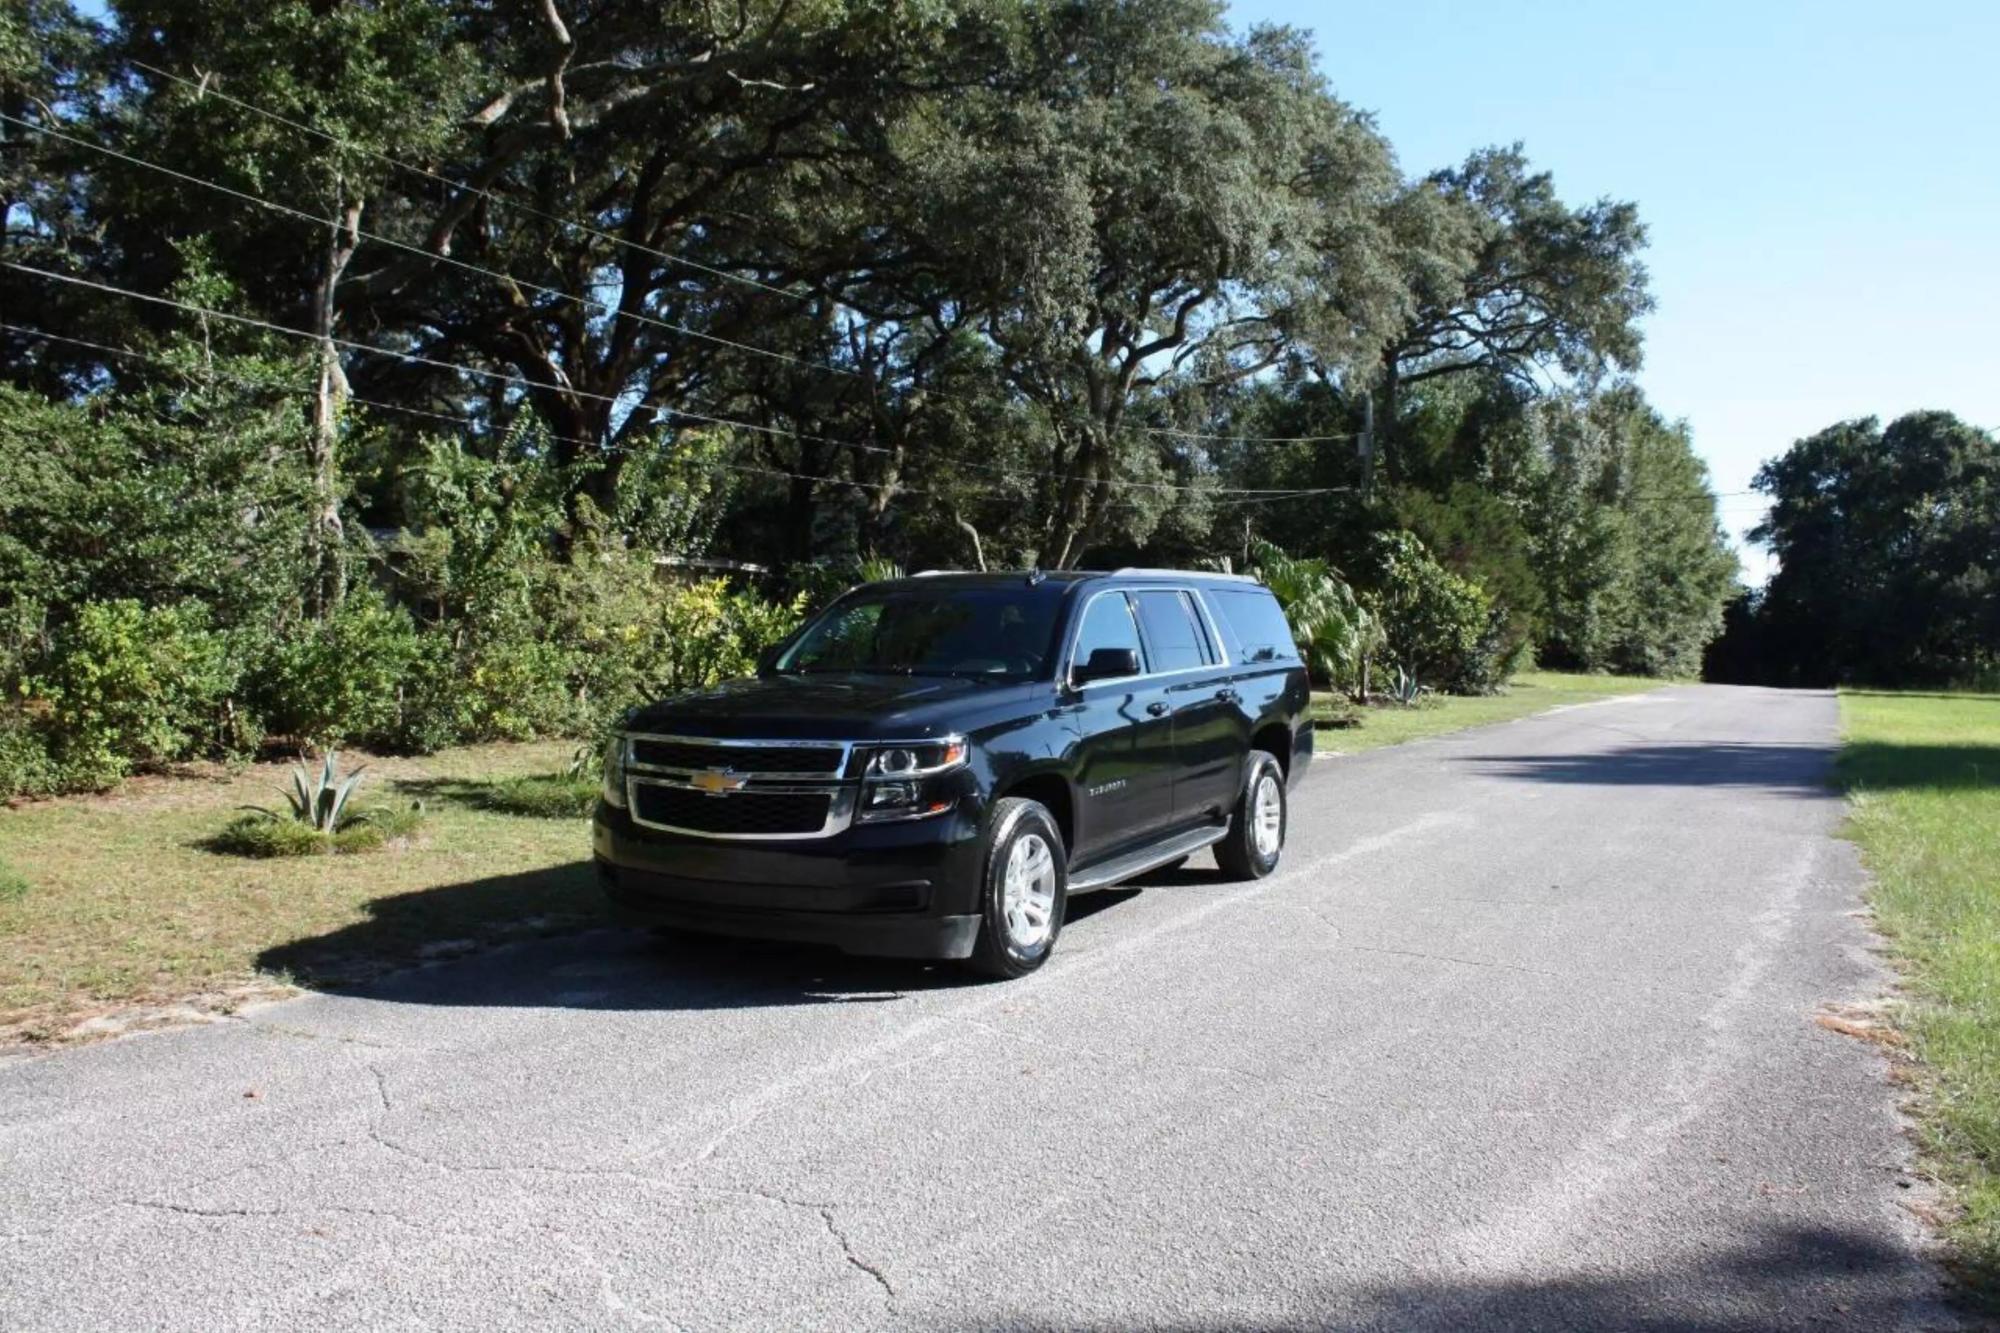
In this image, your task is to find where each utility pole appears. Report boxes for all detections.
[1359,390,1376,500]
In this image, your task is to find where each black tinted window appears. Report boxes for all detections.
[1071,592,1145,677]
[1133,590,1213,672]
[1212,588,1299,663]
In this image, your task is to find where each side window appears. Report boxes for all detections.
[1071,592,1146,678]
[1213,589,1300,664]
[1132,590,1214,673]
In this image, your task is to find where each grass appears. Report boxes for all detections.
[1837,688,2000,1306]
[0,741,598,1042]
[0,857,27,905]
[479,773,601,819]
[1311,668,1668,753]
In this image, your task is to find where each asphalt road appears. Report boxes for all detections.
[0,685,1962,1330]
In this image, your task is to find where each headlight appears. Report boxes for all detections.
[855,738,966,823]
[861,739,966,778]
[600,735,628,809]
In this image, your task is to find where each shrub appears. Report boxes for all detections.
[1245,540,1384,699]
[254,597,424,749]
[1367,532,1493,693]
[480,773,599,818]
[27,599,249,786]
[0,710,63,800]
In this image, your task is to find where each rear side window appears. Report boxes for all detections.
[1210,588,1300,664]
[1132,590,1215,672]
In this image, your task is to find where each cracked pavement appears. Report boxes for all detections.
[0,686,1962,1329]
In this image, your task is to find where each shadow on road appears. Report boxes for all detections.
[1468,739,2000,797]
[1463,741,1842,793]
[936,1223,1952,1331]
[258,860,1159,1013]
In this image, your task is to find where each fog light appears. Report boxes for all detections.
[867,781,919,808]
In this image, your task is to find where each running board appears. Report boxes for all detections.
[1068,823,1228,893]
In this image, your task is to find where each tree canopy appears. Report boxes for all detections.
[1710,412,2000,687]
[0,0,1747,792]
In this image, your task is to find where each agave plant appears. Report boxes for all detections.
[1387,665,1425,708]
[856,554,906,584]
[243,750,372,832]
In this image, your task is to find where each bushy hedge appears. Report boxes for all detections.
[0,395,806,800]
[0,568,803,798]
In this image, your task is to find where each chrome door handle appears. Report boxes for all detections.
[1145,701,1170,717]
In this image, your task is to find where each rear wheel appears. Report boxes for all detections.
[1215,750,1285,880]
[967,798,1068,979]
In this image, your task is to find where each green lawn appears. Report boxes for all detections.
[0,741,599,1042]
[1312,668,1667,753]
[1838,689,2000,1305]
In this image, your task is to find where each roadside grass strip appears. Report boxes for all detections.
[1838,688,2000,1308]
[0,740,597,1043]
[1312,669,1666,753]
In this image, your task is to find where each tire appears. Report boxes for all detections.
[966,797,1068,979]
[1215,750,1286,880]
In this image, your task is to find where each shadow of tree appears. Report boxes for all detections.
[1836,741,2000,793]
[933,1223,1959,1330]
[1462,742,1844,794]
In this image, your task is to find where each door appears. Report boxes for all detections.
[1064,590,1177,862]
[1131,588,1252,821]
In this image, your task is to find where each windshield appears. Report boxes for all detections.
[775,585,1063,680]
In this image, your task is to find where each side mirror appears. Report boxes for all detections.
[756,644,783,675]
[1073,646,1141,685]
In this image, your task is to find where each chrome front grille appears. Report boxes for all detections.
[631,784,835,837]
[623,734,857,840]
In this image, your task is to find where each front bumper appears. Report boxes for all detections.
[592,799,986,959]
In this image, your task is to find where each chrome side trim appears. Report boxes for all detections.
[1068,823,1229,892]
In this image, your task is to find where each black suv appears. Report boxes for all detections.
[593,569,1311,977]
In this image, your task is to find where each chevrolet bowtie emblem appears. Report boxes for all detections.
[690,770,747,794]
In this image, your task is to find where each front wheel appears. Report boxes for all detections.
[966,797,1068,979]
[1215,750,1286,880]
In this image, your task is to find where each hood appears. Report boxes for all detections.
[624,672,1044,741]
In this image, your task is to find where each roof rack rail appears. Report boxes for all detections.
[1112,566,1257,582]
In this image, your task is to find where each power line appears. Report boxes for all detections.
[0,106,1360,460]
[0,304,1345,512]
[114,63,1358,449]
[128,58,808,303]
[0,111,842,376]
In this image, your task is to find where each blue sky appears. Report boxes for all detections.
[1226,0,2000,580]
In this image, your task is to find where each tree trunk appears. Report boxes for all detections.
[307,190,363,618]
[950,506,988,571]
